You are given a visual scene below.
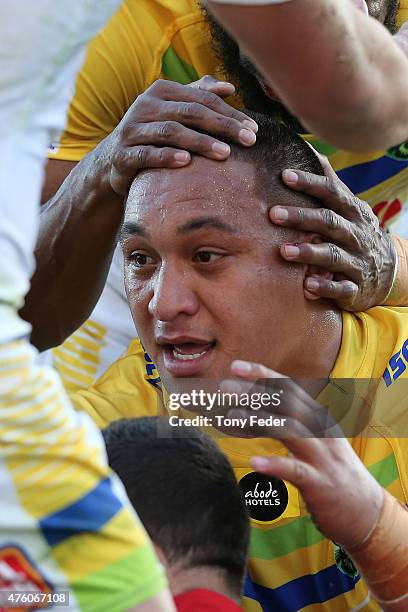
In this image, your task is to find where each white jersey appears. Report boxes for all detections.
[0,2,167,608]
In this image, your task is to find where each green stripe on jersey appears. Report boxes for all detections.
[367,452,399,487]
[250,452,399,561]
[72,543,166,612]
[162,47,199,84]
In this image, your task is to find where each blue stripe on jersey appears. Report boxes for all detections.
[40,478,122,546]
[336,156,408,195]
[244,564,360,611]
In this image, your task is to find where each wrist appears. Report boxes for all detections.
[344,489,408,606]
[380,234,398,305]
[382,235,408,306]
[80,132,123,203]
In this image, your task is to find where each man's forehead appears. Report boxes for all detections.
[125,156,267,222]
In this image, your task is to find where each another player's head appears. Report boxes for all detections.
[121,113,342,390]
[203,0,399,129]
[103,417,250,601]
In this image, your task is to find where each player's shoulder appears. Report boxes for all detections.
[92,337,153,389]
[357,306,408,341]
[70,338,160,428]
[355,307,408,382]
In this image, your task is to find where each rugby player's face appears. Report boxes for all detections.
[121,157,305,389]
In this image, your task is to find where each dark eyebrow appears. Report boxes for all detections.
[120,221,148,241]
[177,217,238,235]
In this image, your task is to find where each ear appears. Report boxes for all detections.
[302,235,334,301]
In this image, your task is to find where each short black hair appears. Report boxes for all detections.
[229,110,324,203]
[103,417,250,594]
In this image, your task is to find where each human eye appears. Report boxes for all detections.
[128,251,156,269]
[193,250,226,265]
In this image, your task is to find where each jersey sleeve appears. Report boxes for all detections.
[398,0,408,27]
[70,339,163,428]
[0,340,167,611]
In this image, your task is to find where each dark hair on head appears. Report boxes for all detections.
[228,110,324,203]
[381,0,399,34]
[103,417,250,595]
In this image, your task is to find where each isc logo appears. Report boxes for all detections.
[383,338,408,386]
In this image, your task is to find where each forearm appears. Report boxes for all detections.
[21,138,124,351]
[207,0,408,150]
[345,489,408,610]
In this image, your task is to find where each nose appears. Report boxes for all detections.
[148,262,199,322]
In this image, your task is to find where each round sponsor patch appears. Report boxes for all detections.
[239,472,288,522]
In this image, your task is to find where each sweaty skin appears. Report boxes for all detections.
[121,155,342,392]
[206,0,408,150]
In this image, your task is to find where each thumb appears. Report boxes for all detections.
[349,0,369,15]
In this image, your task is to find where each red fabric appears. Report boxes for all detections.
[174,589,243,611]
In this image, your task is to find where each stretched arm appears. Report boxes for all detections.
[223,361,408,610]
[22,77,258,351]
[206,0,408,151]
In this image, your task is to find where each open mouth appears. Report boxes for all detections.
[172,343,214,360]
[161,341,216,376]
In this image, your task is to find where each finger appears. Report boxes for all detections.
[315,153,338,180]
[122,121,234,160]
[191,74,236,98]
[220,378,324,433]
[159,100,257,147]
[220,377,260,398]
[231,361,313,409]
[250,455,317,490]
[304,143,336,179]
[349,0,369,15]
[230,378,329,435]
[229,362,328,433]
[304,277,359,309]
[281,170,359,218]
[270,206,359,247]
[154,79,258,132]
[231,359,286,381]
[110,145,191,195]
[279,242,363,283]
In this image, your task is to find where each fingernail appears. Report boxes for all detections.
[232,360,252,374]
[239,129,257,145]
[306,278,319,291]
[212,142,231,157]
[243,119,258,133]
[272,207,289,222]
[174,151,190,163]
[251,456,270,469]
[283,245,300,259]
[283,170,299,184]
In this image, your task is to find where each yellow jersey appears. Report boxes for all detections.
[72,306,408,611]
[47,0,408,396]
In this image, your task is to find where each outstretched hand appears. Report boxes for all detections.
[222,359,384,549]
